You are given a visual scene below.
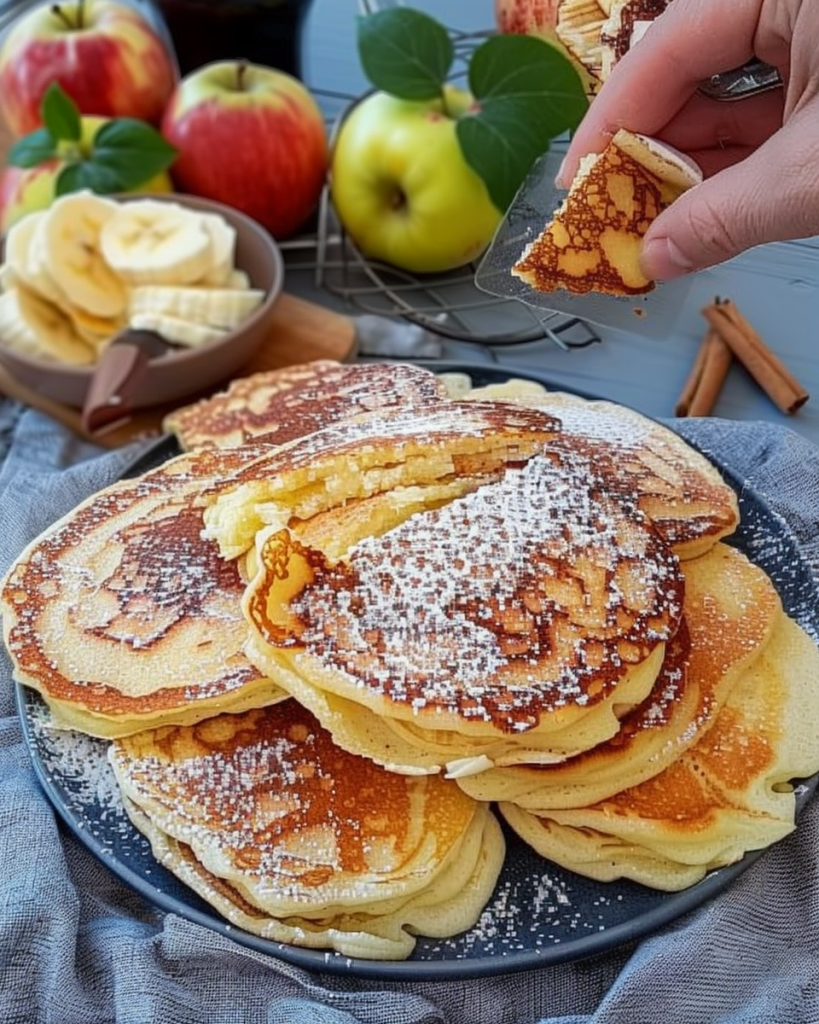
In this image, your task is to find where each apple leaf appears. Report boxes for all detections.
[91,120,178,190]
[357,8,453,100]
[456,35,589,212]
[56,162,125,197]
[8,130,57,168]
[41,81,81,143]
[8,83,177,195]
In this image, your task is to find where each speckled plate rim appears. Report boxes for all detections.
[14,360,819,982]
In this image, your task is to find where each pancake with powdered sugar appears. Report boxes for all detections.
[202,399,562,564]
[242,450,685,775]
[163,360,450,452]
[462,381,739,560]
[1,443,287,738]
[457,543,781,807]
[109,698,505,960]
[500,604,819,890]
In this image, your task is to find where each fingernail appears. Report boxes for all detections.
[640,237,696,281]
[555,156,569,189]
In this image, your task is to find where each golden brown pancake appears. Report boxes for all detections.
[243,451,685,773]
[462,384,739,559]
[163,360,449,452]
[457,543,780,807]
[512,128,702,296]
[110,699,506,960]
[1,443,287,738]
[500,607,819,890]
[202,400,561,563]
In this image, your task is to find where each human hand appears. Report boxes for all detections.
[557,0,819,279]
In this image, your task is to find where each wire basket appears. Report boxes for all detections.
[279,3,600,353]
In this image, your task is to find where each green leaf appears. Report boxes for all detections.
[91,119,177,190]
[41,82,81,142]
[357,8,453,100]
[56,162,124,197]
[8,129,57,168]
[457,35,589,211]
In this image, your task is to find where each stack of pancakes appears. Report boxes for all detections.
[110,700,505,960]
[3,359,818,960]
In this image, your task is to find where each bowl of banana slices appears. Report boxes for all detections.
[0,190,285,422]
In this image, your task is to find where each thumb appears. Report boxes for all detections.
[640,121,819,280]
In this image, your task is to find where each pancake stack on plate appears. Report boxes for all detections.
[3,359,819,959]
[109,698,505,961]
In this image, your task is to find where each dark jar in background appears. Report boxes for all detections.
[154,0,314,79]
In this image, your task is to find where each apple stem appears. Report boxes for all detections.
[236,60,248,92]
[50,4,75,30]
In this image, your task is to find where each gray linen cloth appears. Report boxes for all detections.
[2,399,819,1024]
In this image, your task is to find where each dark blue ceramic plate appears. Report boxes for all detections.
[16,362,819,981]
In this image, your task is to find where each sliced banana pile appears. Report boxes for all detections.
[0,192,267,366]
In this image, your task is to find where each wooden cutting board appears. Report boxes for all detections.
[0,122,358,447]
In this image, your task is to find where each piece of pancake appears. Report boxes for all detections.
[600,0,672,78]
[201,400,561,563]
[163,360,450,452]
[499,608,819,890]
[457,542,780,807]
[0,444,287,738]
[462,383,739,559]
[555,0,608,95]
[242,451,685,774]
[109,700,506,960]
[512,128,702,296]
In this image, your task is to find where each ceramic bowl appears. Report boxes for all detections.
[0,192,285,412]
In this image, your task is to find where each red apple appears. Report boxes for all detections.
[161,60,329,240]
[495,0,560,41]
[0,0,177,137]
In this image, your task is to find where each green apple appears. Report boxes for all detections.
[329,85,503,274]
[0,114,173,233]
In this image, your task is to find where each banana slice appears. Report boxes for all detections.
[130,311,229,348]
[0,264,15,291]
[3,211,63,303]
[129,285,265,329]
[197,212,238,286]
[37,192,128,319]
[63,301,124,348]
[225,268,251,290]
[0,285,96,364]
[100,199,214,286]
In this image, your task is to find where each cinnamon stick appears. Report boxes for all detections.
[675,328,733,417]
[701,298,809,414]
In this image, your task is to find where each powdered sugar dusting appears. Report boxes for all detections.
[27,700,126,827]
[289,453,683,730]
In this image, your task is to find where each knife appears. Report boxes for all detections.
[81,329,172,435]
